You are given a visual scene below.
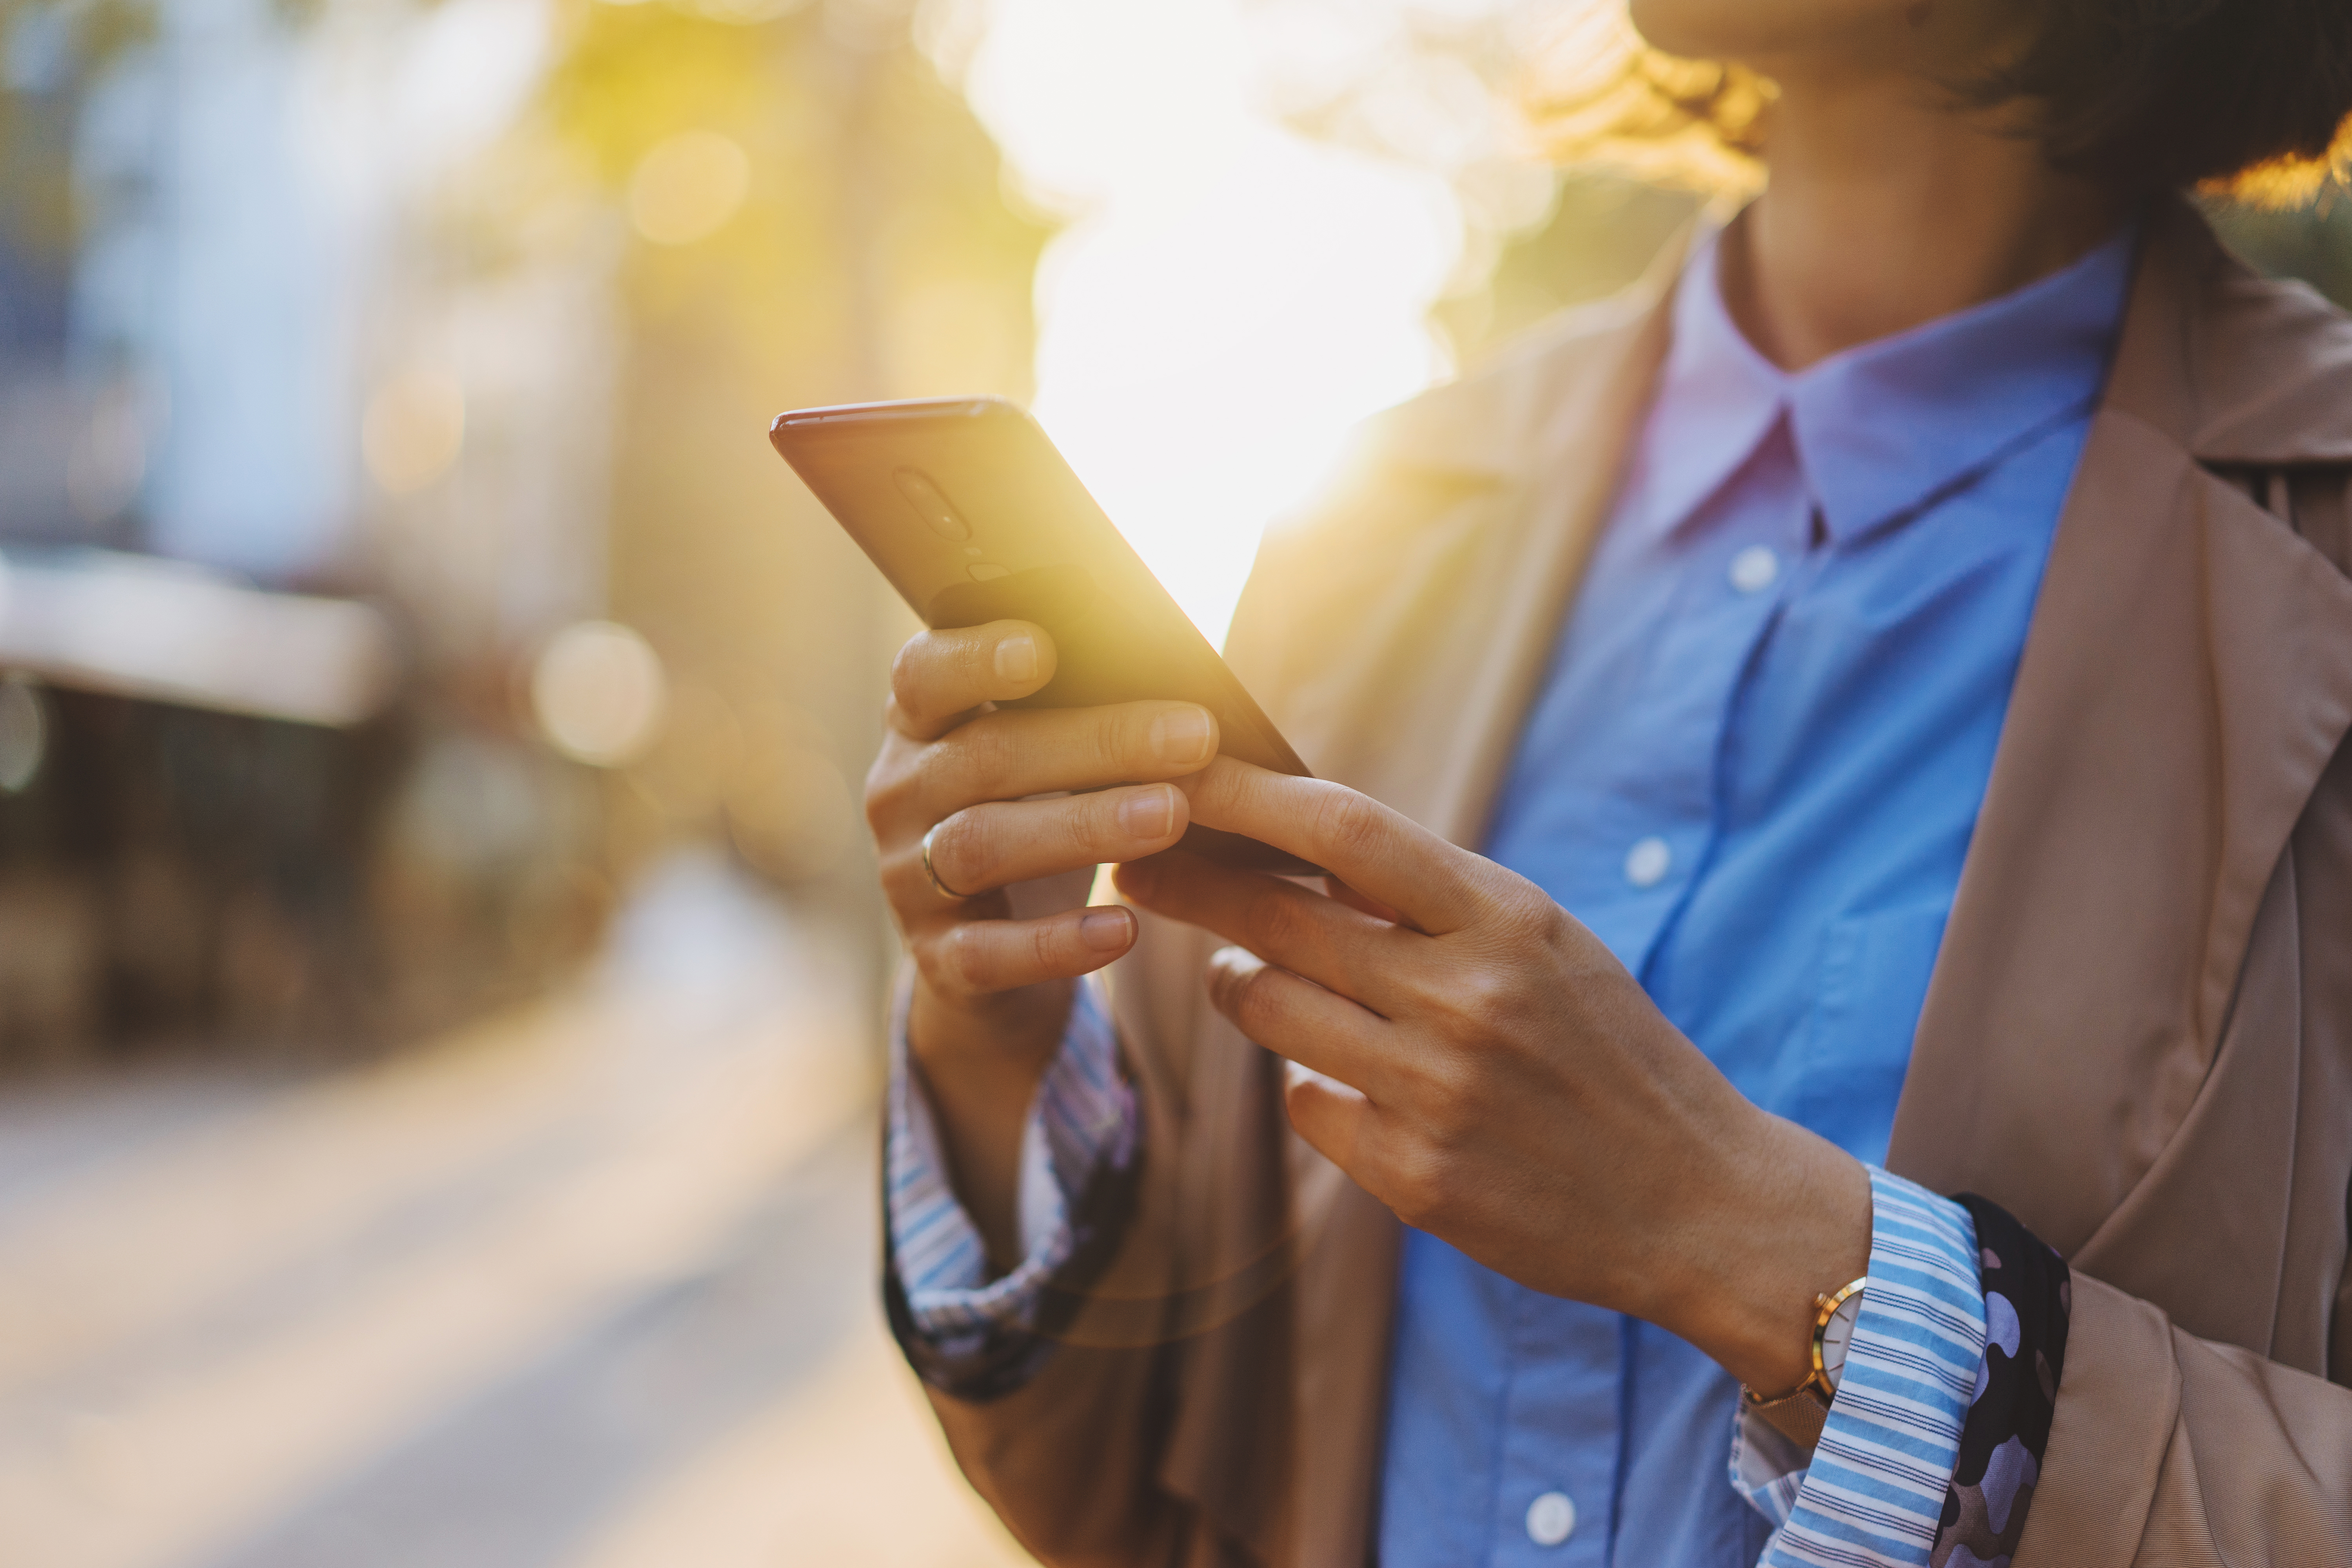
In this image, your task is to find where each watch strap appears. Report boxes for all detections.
[1737,1273,1869,1452]
[1743,1383,1830,1450]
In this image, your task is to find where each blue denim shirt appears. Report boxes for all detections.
[1374,224,2136,1566]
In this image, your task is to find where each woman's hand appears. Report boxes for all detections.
[1114,759,1871,1394]
[866,618,1220,1264]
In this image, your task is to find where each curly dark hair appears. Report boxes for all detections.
[1524,1,2352,204]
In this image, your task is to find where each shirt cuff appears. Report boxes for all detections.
[883,974,1136,1362]
[1730,1166,1988,1568]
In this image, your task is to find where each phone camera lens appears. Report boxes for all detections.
[893,468,971,542]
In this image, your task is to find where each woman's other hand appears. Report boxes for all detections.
[1114,759,1871,1396]
[867,618,1219,1263]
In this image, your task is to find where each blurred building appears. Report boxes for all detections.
[0,0,1056,1069]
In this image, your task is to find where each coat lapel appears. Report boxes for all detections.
[1887,202,2352,1252]
[1216,195,2352,1559]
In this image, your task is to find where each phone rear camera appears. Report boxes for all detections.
[894,468,971,542]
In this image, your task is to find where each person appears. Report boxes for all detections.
[862,2,2352,1563]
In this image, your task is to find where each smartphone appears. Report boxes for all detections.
[769,395,1314,874]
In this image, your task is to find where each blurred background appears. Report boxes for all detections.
[0,0,2341,1563]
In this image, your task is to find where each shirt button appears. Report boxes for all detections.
[1624,836,1671,888]
[1526,1490,1577,1546]
[1729,544,1780,593]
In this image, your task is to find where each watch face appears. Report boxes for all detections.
[1818,1290,1864,1390]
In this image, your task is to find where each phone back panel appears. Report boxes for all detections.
[770,396,1313,871]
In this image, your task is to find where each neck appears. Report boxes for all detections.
[1721,66,2126,372]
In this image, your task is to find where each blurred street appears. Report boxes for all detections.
[0,851,1029,1568]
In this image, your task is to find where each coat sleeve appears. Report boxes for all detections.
[897,1058,1214,1568]
[2021,468,2352,1565]
[2018,1270,2352,1566]
[895,909,1293,1568]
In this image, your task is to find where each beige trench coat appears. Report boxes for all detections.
[908,200,2352,1566]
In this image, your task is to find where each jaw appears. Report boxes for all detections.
[1625,0,2041,96]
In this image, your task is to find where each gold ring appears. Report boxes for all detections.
[921,822,972,901]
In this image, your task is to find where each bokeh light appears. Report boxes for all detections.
[627,129,752,247]
[361,368,467,495]
[532,620,669,767]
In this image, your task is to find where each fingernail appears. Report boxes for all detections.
[995,633,1038,685]
[1080,908,1134,951]
[1151,706,1213,766]
[1118,784,1176,840]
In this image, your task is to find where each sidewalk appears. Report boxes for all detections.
[0,852,1031,1568]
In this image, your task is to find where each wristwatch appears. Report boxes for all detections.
[1739,1275,1869,1450]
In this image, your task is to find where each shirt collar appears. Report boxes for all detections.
[1633,216,2140,546]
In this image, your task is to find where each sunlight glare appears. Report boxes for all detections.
[955,0,1467,646]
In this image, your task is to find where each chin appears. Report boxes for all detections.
[1626,0,1906,63]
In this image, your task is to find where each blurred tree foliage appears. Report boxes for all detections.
[513,0,1053,984]
[0,0,147,251]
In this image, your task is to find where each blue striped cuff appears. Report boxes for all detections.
[884,975,1134,1357]
[1731,1166,1987,1568]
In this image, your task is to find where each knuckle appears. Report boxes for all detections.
[1229,971,1279,1035]
[888,637,933,712]
[1242,889,1308,957]
[1030,918,1063,974]
[1064,796,1113,858]
[964,636,1005,698]
[1213,955,1265,1019]
[1223,956,1267,1010]
[936,808,995,889]
[864,753,913,831]
[1413,1058,1478,1145]
[1314,786,1385,862]
[939,922,996,993]
[1089,708,1132,774]
[913,931,968,995]
[958,720,1017,795]
[1447,965,1521,1034]
[877,845,925,909]
[1382,1143,1452,1228]
[914,727,987,806]
[1496,886,1561,943]
[910,741,957,808]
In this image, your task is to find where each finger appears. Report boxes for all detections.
[1176,760,1482,935]
[1202,946,1396,1098]
[1113,850,1411,1014]
[909,700,1218,819]
[902,784,1190,903]
[889,621,1058,740]
[914,904,1138,999]
[1324,876,1403,925]
[1280,1060,1374,1178]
